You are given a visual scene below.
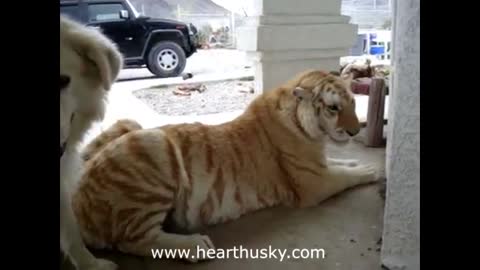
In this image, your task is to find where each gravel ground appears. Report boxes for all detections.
[133,78,258,116]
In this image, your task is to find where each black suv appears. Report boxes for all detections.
[60,0,199,77]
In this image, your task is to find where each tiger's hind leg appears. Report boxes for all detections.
[117,229,215,263]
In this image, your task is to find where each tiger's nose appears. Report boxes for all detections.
[346,129,359,136]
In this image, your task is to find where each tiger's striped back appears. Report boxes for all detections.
[82,119,142,162]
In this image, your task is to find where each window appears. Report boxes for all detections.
[88,4,125,22]
[60,5,82,22]
[125,0,140,18]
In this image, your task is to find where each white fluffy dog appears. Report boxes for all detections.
[60,16,122,270]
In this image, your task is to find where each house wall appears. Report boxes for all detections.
[381,0,420,269]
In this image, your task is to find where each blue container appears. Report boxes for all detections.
[370,45,385,55]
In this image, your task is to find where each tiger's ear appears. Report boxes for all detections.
[329,70,341,76]
[341,72,355,87]
[293,87,312,100]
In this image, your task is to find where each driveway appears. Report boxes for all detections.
[117,49,252,82]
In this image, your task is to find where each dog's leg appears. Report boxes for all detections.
[60,177,117,270]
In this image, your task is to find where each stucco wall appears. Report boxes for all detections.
[381,0,420,269]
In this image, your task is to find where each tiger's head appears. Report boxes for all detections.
[287,70,360,144]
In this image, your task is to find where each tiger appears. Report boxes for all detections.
[72,70,379,263]
[60,15,122,270]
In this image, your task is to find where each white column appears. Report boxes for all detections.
[382,0,420,269]
[237,0,358,92]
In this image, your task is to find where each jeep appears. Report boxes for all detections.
[60,0,199,77]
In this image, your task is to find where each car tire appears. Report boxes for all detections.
[146,41,186,78]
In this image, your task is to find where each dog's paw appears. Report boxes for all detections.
[84,258,118,270]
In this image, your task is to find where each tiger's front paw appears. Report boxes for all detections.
[343,159,359,167]
[351,164,378,184]
[327,158,359,167]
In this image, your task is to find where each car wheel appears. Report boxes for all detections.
[146,41,186,78]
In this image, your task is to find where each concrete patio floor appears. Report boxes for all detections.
[63,77,387,270]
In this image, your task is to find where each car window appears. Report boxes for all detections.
[60,5,83,22]
[88,3,125,22]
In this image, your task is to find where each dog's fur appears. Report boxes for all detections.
[60,15,122,270]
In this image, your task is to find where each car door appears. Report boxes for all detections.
[122,19,149,59]
[86,2,143,58]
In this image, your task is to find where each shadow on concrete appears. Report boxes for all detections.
[117,75,159,82]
